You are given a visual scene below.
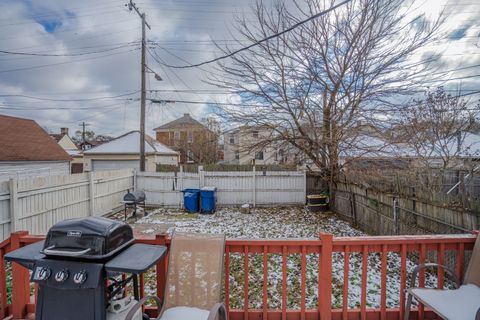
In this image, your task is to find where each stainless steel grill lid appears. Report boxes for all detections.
[41,217,134,260]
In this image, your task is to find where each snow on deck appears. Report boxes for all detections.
[129,207,439,309]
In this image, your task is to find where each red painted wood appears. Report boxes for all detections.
[0,248,7,318]
[244,245,249,320]
[263,246,268,320]
[455,243,464,282]
[11,231,30,320]
[380,245,387,320]
[318,233,333,320]
[399,244,407,320]
[301,245,307,320]
[2,231,478,320]
[225,246,231,316]
[282,246,287,320]
[437,243,445,289]
[342,245,349,320]
[418,244,426,319]
[361,245,368,320]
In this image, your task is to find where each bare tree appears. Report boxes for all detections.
[210,0,443,194]
[393,87,479,199]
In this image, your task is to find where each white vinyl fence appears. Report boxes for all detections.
[137,168,306,207]
[0,169,134,240]
[0,167,306,240]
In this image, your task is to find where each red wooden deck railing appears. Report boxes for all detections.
[0,231,476,320]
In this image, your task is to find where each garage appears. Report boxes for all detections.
[92,160,140,171]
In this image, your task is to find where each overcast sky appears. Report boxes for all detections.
[0,0,479,138]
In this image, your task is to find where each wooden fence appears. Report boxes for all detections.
[333,182,479,236]
[137,168,306,207]
[0,168,305,241]
[0,169,134,241]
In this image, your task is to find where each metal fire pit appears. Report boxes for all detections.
[5,217,166,320]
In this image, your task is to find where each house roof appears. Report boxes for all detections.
[49,133,65,142]
[153,113,207,131]
[83,131,178,155]
[0,114,71,161]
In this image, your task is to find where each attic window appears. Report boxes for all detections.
[229,137,235,144]
[252,130,259,138]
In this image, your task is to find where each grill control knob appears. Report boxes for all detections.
[54,269,69,282]
[34,267,51,281]
[73,271,87,284]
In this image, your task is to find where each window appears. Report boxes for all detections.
[234,150,239,160]
[187,150,194,163]
[188,131,193,143]
[174,131,180,140]
[252,130,259,138]
[255,151,264,160]
[229,136,235,144]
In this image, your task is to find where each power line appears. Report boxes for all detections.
[0,91,139,102]
[0,48,138,74]
[0,43,138,57]
[158,0,352,69]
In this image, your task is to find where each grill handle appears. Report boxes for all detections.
[43,246,92,257]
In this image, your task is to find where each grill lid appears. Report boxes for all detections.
[123,191,146,203]
[41,217,134,260]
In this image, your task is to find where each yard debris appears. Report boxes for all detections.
[240,204,251,214]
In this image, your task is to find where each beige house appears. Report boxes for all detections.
[224,126,299,165]
[50,127,83,173]
[83,131,178,172]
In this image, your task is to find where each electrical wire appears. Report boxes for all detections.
[0,43,138,57]
[0,91,139,102]
[156,0,352,69]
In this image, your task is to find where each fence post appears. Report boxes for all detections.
[133,169,137,191]
[252,166,256,207]
[155,234,168,305]
[88,171,95,216]
[198,166,204,188]
[11,231,30,319]
[9,178,19,232]
[318,233,333,319]
[303,169,307,203]
[393,197,399,235]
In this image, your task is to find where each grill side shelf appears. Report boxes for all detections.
[104,244,167,274]
[4,241,45,269]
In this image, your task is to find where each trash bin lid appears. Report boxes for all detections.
[201,186,217,191]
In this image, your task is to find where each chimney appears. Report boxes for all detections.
[61,127,69,136]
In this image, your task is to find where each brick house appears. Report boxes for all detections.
[154,113,219,164]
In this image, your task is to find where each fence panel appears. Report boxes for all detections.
[93,169,134,216]
[0,181,10,241]
[139,170,305,207]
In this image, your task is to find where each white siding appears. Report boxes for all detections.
[0,161,69,181]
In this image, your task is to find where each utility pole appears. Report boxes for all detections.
[78,122,90,151]
[127,0,150,172]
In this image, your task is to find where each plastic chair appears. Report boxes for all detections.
[404,234,480,320]
[126,232,227,320]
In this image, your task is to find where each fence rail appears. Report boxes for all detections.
[1,232,476,320]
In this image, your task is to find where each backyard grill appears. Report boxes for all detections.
[122,190,147,220]
[5,216,166,320]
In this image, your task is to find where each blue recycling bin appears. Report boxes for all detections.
[200,187,217,214]
[182,188,200,213]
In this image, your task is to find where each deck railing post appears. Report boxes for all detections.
[10,231,30,320]
[318,233,333,320]
[155,234,168,305]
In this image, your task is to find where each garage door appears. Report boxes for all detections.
[92,160,140,171]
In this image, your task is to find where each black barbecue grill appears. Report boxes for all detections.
[5,217,166,320]
[122,190,147,220]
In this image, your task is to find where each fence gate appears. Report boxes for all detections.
[306,172,327,195]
